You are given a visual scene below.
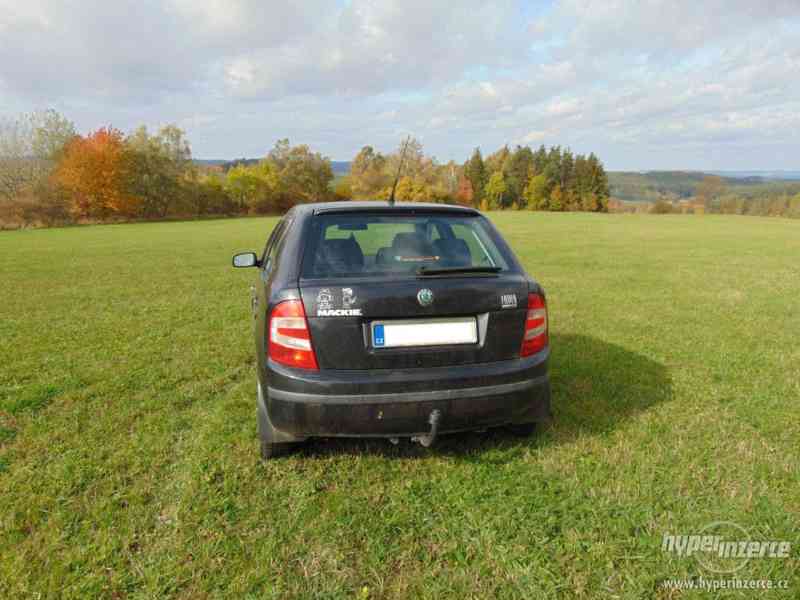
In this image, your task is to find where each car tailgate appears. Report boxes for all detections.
[301,275,529,369]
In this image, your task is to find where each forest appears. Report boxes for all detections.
[3,109,798,228]
[0,110,609,228]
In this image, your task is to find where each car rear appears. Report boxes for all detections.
[262,204,550,440]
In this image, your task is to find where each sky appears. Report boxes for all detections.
[1,0,799,170]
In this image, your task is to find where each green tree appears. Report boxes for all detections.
[464,147,487,204]
[267,139,333,204]
[224,161,280,213]
[225,165,261,211]
[0,109,76,201]
[523,174,549,210]
[580,191,599,212]
[32,109,77,161]
[484,171,507,210]
[333,176,352,200]
[125,125,194,218]
[350,146,388,198]
[484,145,510,176]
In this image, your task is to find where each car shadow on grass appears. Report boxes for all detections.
[292,333,673,461]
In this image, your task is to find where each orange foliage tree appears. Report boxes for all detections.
[454,175,474,206]
[55,127,139,219]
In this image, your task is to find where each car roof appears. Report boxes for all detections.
[291,201,480,216]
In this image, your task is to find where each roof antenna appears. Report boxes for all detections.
[388,136,411,207]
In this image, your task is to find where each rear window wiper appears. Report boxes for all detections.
[416,265,502,276]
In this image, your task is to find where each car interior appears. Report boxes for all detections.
[313,221,478,275]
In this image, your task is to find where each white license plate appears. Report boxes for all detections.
[371,317,478,348]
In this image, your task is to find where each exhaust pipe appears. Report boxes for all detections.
[412,409,442,447]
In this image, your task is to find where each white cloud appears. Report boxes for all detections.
[0,0,798,169]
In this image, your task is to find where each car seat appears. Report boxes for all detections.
[316,236,364,274]
[433,238,472,267]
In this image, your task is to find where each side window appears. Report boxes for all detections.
[264,218,292,271]
[261,221,284,269]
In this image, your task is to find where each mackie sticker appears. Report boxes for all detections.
[342,287,357,308]
[500,293,517,309]
[315,287,362,316]
[317,288,333,311]
[318,308,362,316]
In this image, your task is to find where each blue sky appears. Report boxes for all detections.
[1,0,798,170]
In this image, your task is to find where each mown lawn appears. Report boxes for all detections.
[1,213,798,598]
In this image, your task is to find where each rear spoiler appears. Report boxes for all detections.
[313,204,480,216]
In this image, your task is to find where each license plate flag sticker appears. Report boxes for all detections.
[373,324,385,347]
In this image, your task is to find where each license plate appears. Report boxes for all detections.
[371,317,478,348]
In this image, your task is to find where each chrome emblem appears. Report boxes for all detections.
[417,288,434,307]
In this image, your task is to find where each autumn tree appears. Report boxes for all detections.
[267,139,333,204]
[333,176,352,200]
[696,175,726,211]
[454,175,474,206]
[484,171,507,210]
[484,145,511,176]
[55,127,137,218]
[524,174,549,210]
[549,184,564,211]
[225,161,279,213]
[188,172,234,215]
[350,146,389,198]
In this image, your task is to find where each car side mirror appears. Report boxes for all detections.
[232,252,259,268]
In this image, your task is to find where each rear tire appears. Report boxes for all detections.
[260,439,294,460]
[257,381,301,460]
[507,422,537,437]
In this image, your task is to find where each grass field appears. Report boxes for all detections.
[1,213,798,598]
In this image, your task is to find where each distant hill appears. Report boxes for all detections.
[330,161,351,176]
[707,170,800,181]
[608,171,800,202]
[194,159,351,175]
[193,159,229,167]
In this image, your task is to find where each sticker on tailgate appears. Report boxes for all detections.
[373,324,386,347]
[500,293,517,309]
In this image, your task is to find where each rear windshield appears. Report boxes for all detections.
[301,212,512,279]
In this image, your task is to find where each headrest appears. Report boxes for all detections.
[391,232,434,255]
[317,237,364,272]
[434,238,472,266]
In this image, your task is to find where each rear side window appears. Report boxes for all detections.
[259,219,290,272]
[301,213,511,279]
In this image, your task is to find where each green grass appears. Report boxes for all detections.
[1,213,798,598]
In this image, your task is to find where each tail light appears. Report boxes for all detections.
[520,292,548,357]
[268,299,319,370]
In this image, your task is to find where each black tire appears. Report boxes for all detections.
[260,439,293,460]
[257,382,300,460]
[507,422,537,437]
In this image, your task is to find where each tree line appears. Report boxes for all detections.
[1,109,613,228]
[343,141,610,212]
[617,175,800,218]
[0,110,339,227]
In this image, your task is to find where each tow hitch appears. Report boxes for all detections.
[411,409,442,447]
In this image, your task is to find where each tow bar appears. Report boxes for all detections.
[411,409,442,447]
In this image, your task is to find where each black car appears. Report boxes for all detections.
[233,202,550,458]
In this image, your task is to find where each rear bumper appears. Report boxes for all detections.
[261,350,550,437]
